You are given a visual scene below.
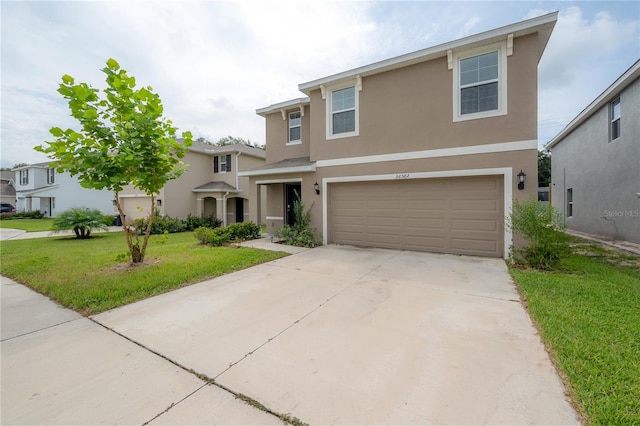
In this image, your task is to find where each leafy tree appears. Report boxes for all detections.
[194,135,264,149]
[52,207,109,239]
[538,150,551,187]
[36,58,192,263]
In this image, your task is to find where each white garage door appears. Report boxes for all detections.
[329,176,504,257]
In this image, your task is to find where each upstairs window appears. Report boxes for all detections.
[611,97,621,141]
[288,111,301,143]
[453,42,507,122]
[19,169,28,185]
[47,168,55,184]
[460,51,499,115]
[214,155,232,173]
[326,80,360,140]
[331,86,356,135]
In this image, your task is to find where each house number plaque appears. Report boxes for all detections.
[395,173,410,179]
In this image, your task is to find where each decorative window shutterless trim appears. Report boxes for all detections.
[288,111,302,144]
[610,97,621,141]
[325,78,360,140]
[452,41,507,122]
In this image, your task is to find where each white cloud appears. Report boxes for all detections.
[1,2,638,167]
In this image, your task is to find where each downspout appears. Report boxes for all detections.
[235,152,242,190]
[222,191,229,226]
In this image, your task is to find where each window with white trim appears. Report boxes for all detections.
[220,155,227,172]
[47,168,55,184]
[453,42,507,122]
[19,169,28,185]
[610,97,621,141]
[288,111,301,143]
[326,82,359,139]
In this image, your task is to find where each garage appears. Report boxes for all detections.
[328,176,504,257]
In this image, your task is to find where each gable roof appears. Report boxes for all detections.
[545,59,640,150]
[188,140,266,158]
[298,12,557,95]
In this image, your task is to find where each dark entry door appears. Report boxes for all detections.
[286,183,301,226]
[235,198,244,223]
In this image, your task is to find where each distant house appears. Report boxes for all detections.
[546,59,640,244]
[241,13,558,258]
[117,142,266,225]
[13,162,114,217]
[1,171,17,206]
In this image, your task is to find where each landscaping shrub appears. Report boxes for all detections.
[52,207,109,239]
[10,210,45,219]
[184,214,222,231]
[134,214,186,235]
[506,198,571,270]
[103,214,115,226]
[194,222,261,246]
[274,193,320,248]
[194,226,231,246]
[226,222,261,241]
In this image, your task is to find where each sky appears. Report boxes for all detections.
[1,1,639,169]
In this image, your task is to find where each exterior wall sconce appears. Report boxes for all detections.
[156,199,162,206]
[517,170,526,190]
[112,199,117,206]
[314,181,320,195]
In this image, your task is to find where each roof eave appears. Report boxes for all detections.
[298,12,558,95]
[546,59,640,150]
[256,97,310,117]
[238,164,316,177]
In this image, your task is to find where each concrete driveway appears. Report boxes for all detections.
[89,245,579,425]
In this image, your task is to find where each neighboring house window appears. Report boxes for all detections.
[288,111,301,143]
[453,42,507,122]
[567,188,573,218]
[19,170,28,185]
[326,81,360,140]
[47,168,55,184]
[611,97,621,141]
[213,155,232,173]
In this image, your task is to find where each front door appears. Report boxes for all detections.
[235,198,244,223]
[285,183,301,226]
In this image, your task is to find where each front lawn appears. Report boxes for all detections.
[0,231,288,315]
[510,242,640,425]
[0,218,55,232]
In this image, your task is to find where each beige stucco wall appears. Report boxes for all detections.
[264,105,311,164]
[306,34,538,161]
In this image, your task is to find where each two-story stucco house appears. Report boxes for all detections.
[240,13,558,258]
[13,162,113,216]
[546,59,640,244]
[118,141,266,225]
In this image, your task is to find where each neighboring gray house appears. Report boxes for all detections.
[13,162,114,217]
[546,59,640,244]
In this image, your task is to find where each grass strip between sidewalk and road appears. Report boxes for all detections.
[510,242,640,426]
[0,218,55,232]
[0,231,288,315]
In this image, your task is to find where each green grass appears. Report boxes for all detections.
[0,218,55,232]
[0,231,288,315]
[510,248,640,425]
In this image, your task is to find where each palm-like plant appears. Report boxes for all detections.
[53,207,109,239]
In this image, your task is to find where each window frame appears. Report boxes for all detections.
[326,80,360,140]
[19,169,29,186]
[288,111,302,145]
[219,155,227,173]
[47,168,55,184]
[567,188,573,218]
[610,97,621,141]
[452,41,508,122]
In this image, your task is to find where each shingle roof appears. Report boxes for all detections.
[192,181,239,192]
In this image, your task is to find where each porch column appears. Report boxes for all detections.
[196,198,204,216]
[216,197,226,226]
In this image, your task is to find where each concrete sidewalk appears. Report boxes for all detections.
[0,276,282,425]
